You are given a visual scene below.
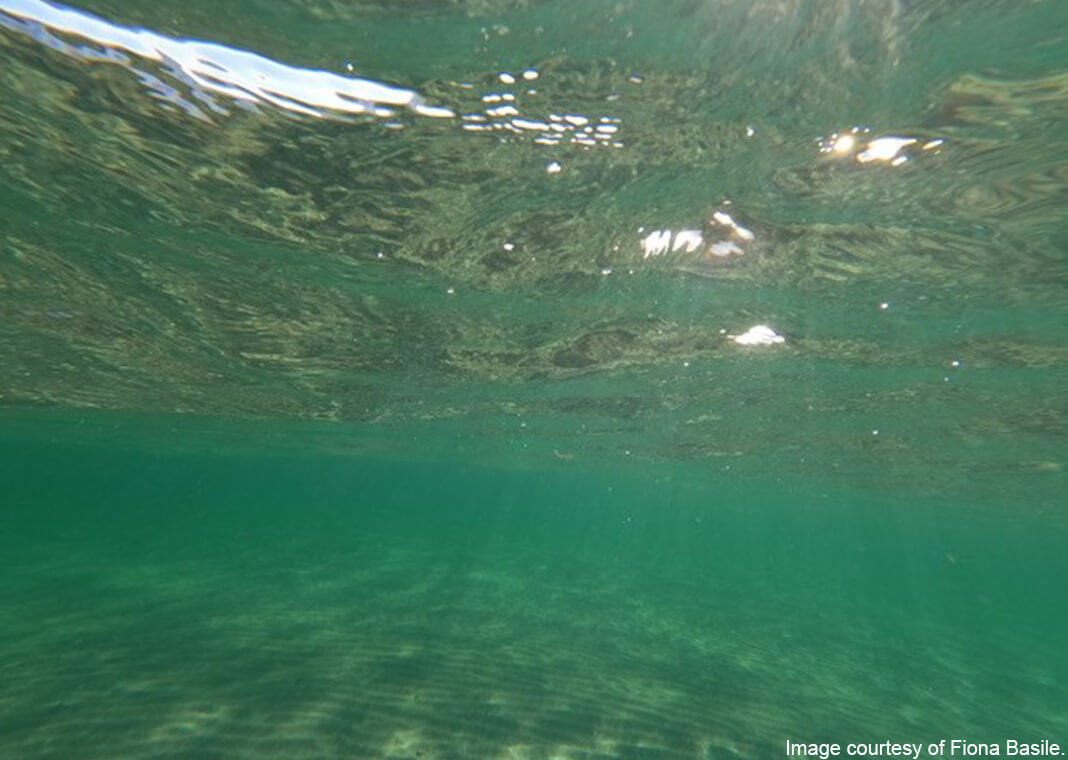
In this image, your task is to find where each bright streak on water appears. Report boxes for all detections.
[0,0,454,120]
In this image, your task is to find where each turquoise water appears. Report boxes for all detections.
[5,427,1067,759]
[2,0,1068,758]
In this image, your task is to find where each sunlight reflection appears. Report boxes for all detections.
[0,0,628,148]
[0,0,453,121]
[819,126,944,166]
[858,137,917,164]
[731,325,785,346]
[639,203,756,262]
[452,72,624,149]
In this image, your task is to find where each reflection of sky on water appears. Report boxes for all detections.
[0,0,453,120]
[459,71,624,150]
[1,0,625,148]
[819,126,945,167]
[639,203,756,263]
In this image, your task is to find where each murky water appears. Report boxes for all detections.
[2,1,1066,758]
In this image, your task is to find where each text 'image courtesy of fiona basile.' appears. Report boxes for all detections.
[787,739,1065,759]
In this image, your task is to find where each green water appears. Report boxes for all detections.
[2,0,1068,758]
[5,427,1067,760]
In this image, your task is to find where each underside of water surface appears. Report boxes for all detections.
[1,0,1067,758]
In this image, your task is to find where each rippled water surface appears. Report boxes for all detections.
[2,1,1067,758]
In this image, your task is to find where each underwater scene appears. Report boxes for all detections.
[2,0,1067,758]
